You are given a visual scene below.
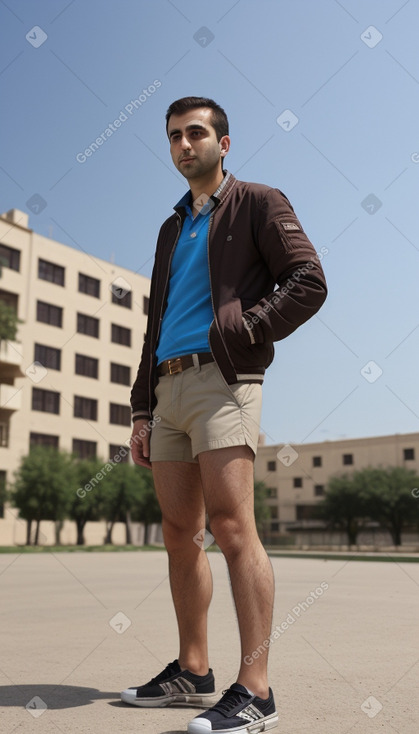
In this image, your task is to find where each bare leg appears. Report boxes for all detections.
[198,446,274,699]
[152,460,213,675]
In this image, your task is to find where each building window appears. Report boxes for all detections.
[72,439,97,459]
[110,402,131,426]
[270,506,278,519]
[34,344,61,371]
[32,388,60,414]
[143,295,149,315]
[267,461,276,472]
[293,477,303,488]
[110,362,131,385]
[109,444,130,463]
[404,448,415,461]
[0,423,9,447]
[112,288,132,309]
[0,289,18,310]
[267,487,277,498]
[74,396,98,421]
[0,470,6,518]
[0,243,20,271]
[77,313,99,338]
[314,484,324,497]
[30,432,59,449]
[343,454,353,465]
[78,273,100,298]
[75,354,98,379]
[111,323,131,346]
[296,505,322,521]
[36,300,63,327]
[312,456,322,467]
[38,258,65,286]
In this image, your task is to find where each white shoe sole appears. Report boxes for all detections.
[120,689,216,708]
[187,711,279,733]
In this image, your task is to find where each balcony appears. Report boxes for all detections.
[0,340,24,380]
[0,384,22,411]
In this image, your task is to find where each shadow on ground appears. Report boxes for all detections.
[0,687,194,732]
[0,685,117,709]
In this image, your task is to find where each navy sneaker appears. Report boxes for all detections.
[187,683,278,732]
[120,659,215,708]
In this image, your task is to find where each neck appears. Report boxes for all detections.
[188,166,224,212]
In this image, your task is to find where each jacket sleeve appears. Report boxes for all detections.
[130,339,152,419]
[130,256,158,419]
[242,188,328,343]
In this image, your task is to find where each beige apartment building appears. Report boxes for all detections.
[0,208,150,544]
[255,432,419,545]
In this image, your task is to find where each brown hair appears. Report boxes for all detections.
[165,96,229,141]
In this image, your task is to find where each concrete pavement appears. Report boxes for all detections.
[0,550,418,734]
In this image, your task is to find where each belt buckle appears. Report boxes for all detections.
[167,357,182,375]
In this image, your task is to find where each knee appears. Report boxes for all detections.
[162,516,203,554]
[209,514,250,559]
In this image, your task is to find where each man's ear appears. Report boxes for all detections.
[219,135,231,157]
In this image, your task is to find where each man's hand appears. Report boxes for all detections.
[131,419,152,469]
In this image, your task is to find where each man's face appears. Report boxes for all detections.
[167,107,229,179]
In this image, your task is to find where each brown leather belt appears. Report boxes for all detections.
[157,352,214,377]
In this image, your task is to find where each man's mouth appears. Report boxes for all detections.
[180,157,196,163]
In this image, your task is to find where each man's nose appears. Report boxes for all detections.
[180,136,191,149]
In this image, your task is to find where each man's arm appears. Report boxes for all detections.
[243,188,327,344]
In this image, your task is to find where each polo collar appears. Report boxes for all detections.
[174,170,234,213]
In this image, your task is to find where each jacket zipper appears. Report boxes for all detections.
[148,215,182,416]
[206,211,237,382]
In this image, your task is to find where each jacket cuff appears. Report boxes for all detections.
[132,412,151,424]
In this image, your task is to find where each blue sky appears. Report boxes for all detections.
[1,0,418,446]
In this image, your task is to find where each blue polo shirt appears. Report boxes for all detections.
[155,193,213,364]
[156,172,231,364]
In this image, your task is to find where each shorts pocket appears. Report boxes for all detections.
[212,363,251,408]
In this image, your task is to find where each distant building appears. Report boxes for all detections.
[255,432,419,545]
[0,208,150,544]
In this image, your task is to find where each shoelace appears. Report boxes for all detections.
[211,687,251,715]
[148,660,179,686]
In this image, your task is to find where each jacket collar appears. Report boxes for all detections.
[173,170,236,214]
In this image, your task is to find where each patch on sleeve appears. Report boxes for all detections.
[281,222,301,231]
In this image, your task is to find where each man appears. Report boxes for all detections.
[121,96,327,733]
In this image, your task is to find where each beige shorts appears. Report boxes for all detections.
[150,360,262,463]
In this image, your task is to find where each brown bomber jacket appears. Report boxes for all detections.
[130,171,328,419]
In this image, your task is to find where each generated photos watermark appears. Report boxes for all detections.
[76,80,162,164]
[244,582,329,665]
[244,248,328,333]
[76,417,160,499]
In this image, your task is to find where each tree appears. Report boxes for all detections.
[68,458,108,545]
[0,300,20,343]
[319,471,371,545]
[12,447,74,545]
[254,480,271,540]
[0,471,7,518]
[132,468,162,545]
[364,467,419,546]
[101,463,143,544]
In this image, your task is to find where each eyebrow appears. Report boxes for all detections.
[168,124,207,140]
